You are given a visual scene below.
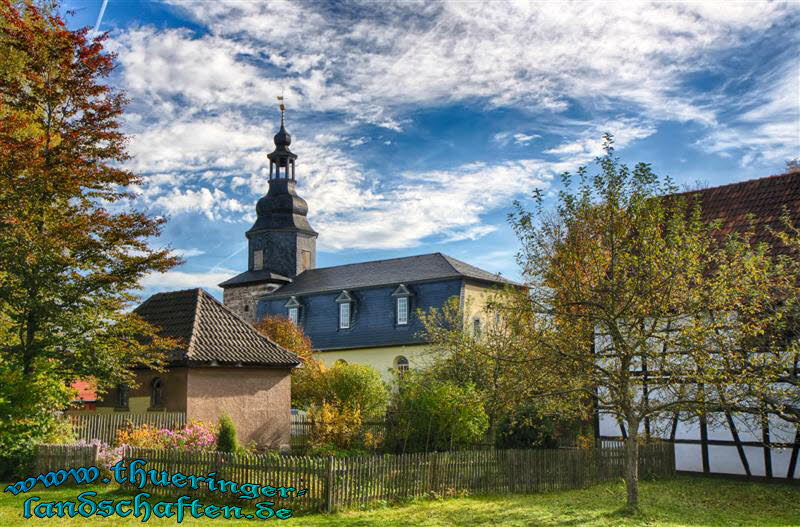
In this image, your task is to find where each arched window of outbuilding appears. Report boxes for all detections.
[150,377,164,409]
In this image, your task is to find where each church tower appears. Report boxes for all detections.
[220,102,318,321]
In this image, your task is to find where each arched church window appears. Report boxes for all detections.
[394,356,410,375]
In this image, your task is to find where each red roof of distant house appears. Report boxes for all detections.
[71,381,97,402]
[677,169,800,251]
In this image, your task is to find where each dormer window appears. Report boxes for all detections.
[336,290,353,329]
[285,296,301,325]
[391,284,412,326]
[339,302,350,329]
[396,297,408,325]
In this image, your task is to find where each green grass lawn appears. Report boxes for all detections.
[1,476,798,526]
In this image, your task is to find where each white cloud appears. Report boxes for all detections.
[117,1,794,126]
[543,119,658,166]
[139,269,237,292]
[312,159,553,250]
[125,115,267,173]
[494,132,541,146]
[150,187,248,221]
[697,61,800,166]
[104,1,797,254]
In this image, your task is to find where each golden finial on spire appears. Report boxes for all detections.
[277,93,286,127]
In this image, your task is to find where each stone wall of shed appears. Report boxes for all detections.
[186,367,291,450]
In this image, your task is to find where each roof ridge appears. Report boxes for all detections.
[185,288,203,359]
[437,252,464,276]
[672,170,800,198]
[307,252,442,273]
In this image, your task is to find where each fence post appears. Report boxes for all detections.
[325,456,334,513]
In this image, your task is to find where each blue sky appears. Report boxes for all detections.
[61,1,799,299]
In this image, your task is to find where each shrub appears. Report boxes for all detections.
[115,423,164,449]
[216,414,239,453]
[75,439,124,473]
[115,420,217,451]
[159,420,216,451]
[307,402,363,450]
[295,362,389,420]
[324,363,389,420]
[386,372,488,452]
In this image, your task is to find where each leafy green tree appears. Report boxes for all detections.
[293,361,389,420]
[386,371,488,453]
[0,0,178,471]
[420,295,586,446]
[507,134,796,510]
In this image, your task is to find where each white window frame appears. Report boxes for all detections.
[339,302,351,329]
[394,355,410,374]
[288,307,299,324]
[396,296,409,325]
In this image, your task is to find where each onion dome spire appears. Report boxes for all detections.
[267,96,296,180]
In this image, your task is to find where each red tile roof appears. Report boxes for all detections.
[71,380,97,402]
[676,169,800,250]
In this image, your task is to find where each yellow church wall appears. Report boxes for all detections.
[463,281,504,326]
[315,344,433,381]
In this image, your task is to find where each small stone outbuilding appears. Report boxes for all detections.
[97,288,300,450]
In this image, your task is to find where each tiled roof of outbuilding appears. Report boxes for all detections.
[678,169,800,251]
[265,252,517,297]
[134,288,300,368]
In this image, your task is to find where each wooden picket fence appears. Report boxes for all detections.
[67,412,186,443]
[119,442,674,512]
[34,442,674,512]
[35,444,99,475]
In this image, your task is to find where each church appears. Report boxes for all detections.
[219,109,515,377]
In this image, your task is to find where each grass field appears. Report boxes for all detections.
[1,475,798,526]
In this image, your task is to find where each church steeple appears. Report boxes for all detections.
[267,98,297,180]
[245,100,317,278]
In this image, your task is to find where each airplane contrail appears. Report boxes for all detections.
[93,0,109,34]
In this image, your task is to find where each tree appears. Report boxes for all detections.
[0,0,178,469]
[254,314,323,409]
[216,414,239,453]
[385,370,488,453]
[254,314,315,364]
[419,295,587,445]
[507,134,794,510]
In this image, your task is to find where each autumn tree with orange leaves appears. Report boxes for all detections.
[0,1,179,475]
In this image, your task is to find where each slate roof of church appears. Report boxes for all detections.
[265,252,517,298]
[678,169,800,252]
[134,288,300,368]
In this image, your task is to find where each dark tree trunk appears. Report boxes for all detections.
[624,424,640,510]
